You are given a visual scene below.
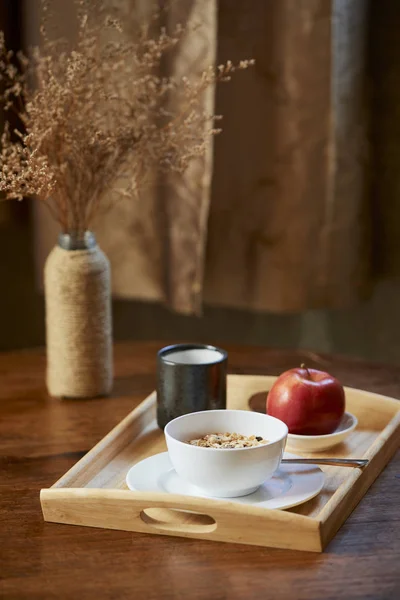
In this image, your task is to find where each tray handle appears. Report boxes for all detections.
[40,488,321,550]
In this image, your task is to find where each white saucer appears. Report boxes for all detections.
[126,452,325,510]
[287,412,358,453]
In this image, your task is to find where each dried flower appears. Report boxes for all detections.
[0,1,254,234]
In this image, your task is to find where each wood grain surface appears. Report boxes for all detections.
[1,342,399,599]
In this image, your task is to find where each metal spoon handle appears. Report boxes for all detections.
[282,458,368,468]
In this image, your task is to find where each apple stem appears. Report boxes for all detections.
[301,363,311,378]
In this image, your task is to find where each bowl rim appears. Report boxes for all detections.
[287,411,358,440]
[164,409,288,452]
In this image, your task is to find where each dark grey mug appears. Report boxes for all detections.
[157,343,228,429]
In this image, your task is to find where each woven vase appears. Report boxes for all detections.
[44,231,113,398]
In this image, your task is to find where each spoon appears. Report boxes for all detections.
[281,458,368,468]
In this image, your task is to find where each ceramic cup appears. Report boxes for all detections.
[164,409,288,497]
[156,343,227,429]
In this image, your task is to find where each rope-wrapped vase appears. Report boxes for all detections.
[44,232,113,398]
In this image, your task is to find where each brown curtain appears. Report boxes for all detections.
[205,0,370,313]
[29,0,399,315]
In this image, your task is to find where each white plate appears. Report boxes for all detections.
[126,452,325,510]
[286,412,358,453]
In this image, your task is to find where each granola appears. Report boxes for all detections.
[187,432,268,448]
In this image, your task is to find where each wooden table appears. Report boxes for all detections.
[1,342,399,600]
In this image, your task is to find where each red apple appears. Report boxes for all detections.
[266,365,345,435]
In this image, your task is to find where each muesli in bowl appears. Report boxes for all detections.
[187,432,268,448]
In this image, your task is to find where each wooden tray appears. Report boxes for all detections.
[40,375,400,552]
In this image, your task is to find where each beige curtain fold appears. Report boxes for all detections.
[158,0,216,314]
[205,0,370,312]
[31,0,375,315]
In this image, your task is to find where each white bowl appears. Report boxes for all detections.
[286,412,358,454]
[164,409,288,498]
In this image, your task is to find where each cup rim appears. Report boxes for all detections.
[158,343,228,366]
[164,409,288,452]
